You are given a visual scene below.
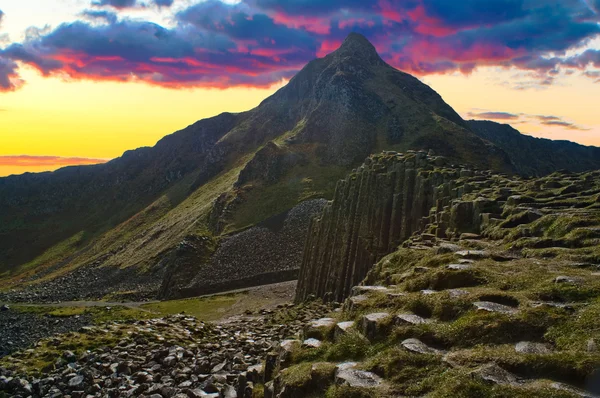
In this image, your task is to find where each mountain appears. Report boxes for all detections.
[0,33,570,299]
[468,120,600,176]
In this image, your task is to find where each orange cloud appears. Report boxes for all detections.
[0,155,110,176]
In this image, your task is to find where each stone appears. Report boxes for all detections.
[460,233,482,240]
[446,263,473,271]
[515,342,551,354]
[436,243,462,254]
[448,289,469,298]
[336,362,358,371]
[471,363,520,386]
[359,313,390,340]
[246,364,263,383]
[456,250,488,259]
[0,304,10,312]
[401,339,443,355]
[421,290,438,295]
[554,276,581,285]
[473,301,519,315]
[68,375,85,388]
[394,314,431,326]
[351,286,389,296]
[302,339,322,349]
[334,321,355,340]
[304,318,336,339]
[588,339,598,353]
[335,369,383,388]
[551,382,599,397]
[163,355,177,367]
[264,352,278,383]
[346,295,369,312]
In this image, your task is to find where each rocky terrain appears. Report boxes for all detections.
[0,301,332,398]
[267,152,600,397]
[2,151,600,397]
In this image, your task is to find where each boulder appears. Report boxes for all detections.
[359,313,390,340]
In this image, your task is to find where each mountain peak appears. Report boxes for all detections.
[332,32,384,65]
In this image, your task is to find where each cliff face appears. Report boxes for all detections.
[296,151,501,302]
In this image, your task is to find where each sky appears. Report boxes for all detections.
[0,0,599,177]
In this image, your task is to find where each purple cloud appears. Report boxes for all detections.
[0,0,599,91]
[468,111,520,120]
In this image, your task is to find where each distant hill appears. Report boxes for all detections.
[468,120,600,176]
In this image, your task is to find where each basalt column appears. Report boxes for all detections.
[295,151,466,302]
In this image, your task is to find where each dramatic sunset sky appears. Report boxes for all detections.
[1,0,600,176]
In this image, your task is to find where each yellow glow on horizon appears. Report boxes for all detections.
[0,67,282,158]
[422,67,600,147]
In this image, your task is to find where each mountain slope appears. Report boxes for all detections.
[468,120,600,176]
[0,34,523,296]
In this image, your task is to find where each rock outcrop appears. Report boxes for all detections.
[296,151,502,302]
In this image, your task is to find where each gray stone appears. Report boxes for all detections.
[470,363,520,386]
[360,313,389,340]
[304,318,336,339]
[68,375,85,388]
[551,382,600,397]
[473,301,519,315]
[302,339,322,349]
[335,369,383,388]
[515,341,551,354]
[394,314,431,326]
[447,263,473,271]
[351,286,389,296]
[334,321,355,340]
[448,289,469,298]
[347,295,369,312]
[335,362,358,372]
[554,276,582,285]
[456,250,488,259]
[401,339,443,355]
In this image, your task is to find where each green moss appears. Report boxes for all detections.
[365,346,448,395]
[230,161,347,232]
[252,384,265,398]
[281,363,313,388]
[325,385,379,398]
[324,331,371,361]
[141,293,242,321]
[546,298,600,351]
[13,304,152,323]
[449,345,600,387]
[440,307,566,348]
[430,372,576,398]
